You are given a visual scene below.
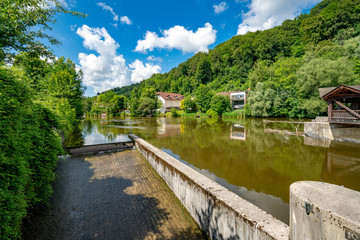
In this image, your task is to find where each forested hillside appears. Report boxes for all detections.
[112,0,360,118]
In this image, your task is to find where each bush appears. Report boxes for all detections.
[170,108,179,117]
[206,109,218,118]
[210,94,231,116]
[0,68,62,239]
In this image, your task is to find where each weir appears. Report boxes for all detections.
[129,134,360,240]
[58,137,360,240]
[64,140,135,155]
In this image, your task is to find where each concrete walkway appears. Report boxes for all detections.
[23,150,205,240]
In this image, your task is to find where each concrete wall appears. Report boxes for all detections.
[130,135,289,240]
[290,181,360,240]
[304,122,360,143]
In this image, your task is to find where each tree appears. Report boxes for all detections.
[195,55,212,84]
[110,95,126,112]
[136,97,157,117]
[0,67,62,238]
[181,96,197,113]
[0,0,85,62]
[248,82,276,117]
[195,84,214,112]
[296,57,360,98]
[210,95,231,116]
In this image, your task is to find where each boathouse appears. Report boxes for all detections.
[319,85,360,124]
[156,92,184,114]
[217,91,247,109]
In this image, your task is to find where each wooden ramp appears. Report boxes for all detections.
[23,150,205,240]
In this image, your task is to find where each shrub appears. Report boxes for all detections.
[210,94,231,116]
[206,109,218,118]
[170,108,179,117]
[0,68,62,239]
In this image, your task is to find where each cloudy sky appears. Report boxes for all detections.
[50,0,321,96]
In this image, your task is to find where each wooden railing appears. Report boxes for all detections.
[331,110,360,120]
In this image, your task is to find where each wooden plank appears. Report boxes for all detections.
[333,100,360,119]
[328,99,333,121]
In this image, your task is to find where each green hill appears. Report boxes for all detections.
[111,0,360,118]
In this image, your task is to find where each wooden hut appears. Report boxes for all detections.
[319,85,360,124]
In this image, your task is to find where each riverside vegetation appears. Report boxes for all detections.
[2,0,360,239]
[86,0,360,118]
[0,0,85,238]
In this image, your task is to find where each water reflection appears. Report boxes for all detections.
[230,124,246,140]
[67,117,360,225]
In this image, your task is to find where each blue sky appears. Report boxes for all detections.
[49,0,321,96]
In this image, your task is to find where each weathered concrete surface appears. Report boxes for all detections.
[23,150,205,240]
[290,181,360,240]
[130,135,289,240]
[304,122,360,143]
[303,136,331,148]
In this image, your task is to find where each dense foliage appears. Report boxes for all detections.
[110,0,360,118]
[0,0,84,238]
[0,68,63,239]
[0,0,84,62]
[86,91,126,116]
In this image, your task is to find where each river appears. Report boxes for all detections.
[65,117,360,225]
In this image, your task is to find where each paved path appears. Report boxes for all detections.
[23,150,205,240]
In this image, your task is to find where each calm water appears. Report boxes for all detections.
[65,117,360,224]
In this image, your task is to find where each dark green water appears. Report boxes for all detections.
[66,117,360,224]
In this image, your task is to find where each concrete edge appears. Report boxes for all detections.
[130,134,289,240]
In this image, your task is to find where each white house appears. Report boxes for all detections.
[217,91,247,109]
[156,92,185,114]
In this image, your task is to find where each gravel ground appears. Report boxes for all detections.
[23,149,205,240]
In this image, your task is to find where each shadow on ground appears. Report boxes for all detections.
[23,155,172,240]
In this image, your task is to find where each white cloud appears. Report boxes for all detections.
[76,25,160,93]
[214,2,228,14]
[237,0,321,35]
[70,24,77,31]
[135,23,217,53]
[120,16,132,25]
[129,60,161,83]
[76,25,131,92]
[96,2,119,21]
[146,55,163,62]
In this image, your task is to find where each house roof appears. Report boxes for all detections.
[156,92,184,101]
[319,85,360,100]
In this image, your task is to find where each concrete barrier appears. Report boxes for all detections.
[290,181,360,240]
[129,135,289,240]
[304,122,360,143]
[65,141,134,155]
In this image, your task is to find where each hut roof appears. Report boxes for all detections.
[319,85,360,99]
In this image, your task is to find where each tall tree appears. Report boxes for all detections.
[0,0,85,62]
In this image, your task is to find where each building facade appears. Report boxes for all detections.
[217,91,247,109]
[156,92,185,114]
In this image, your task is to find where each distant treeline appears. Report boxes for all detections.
[107,0,360,118]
